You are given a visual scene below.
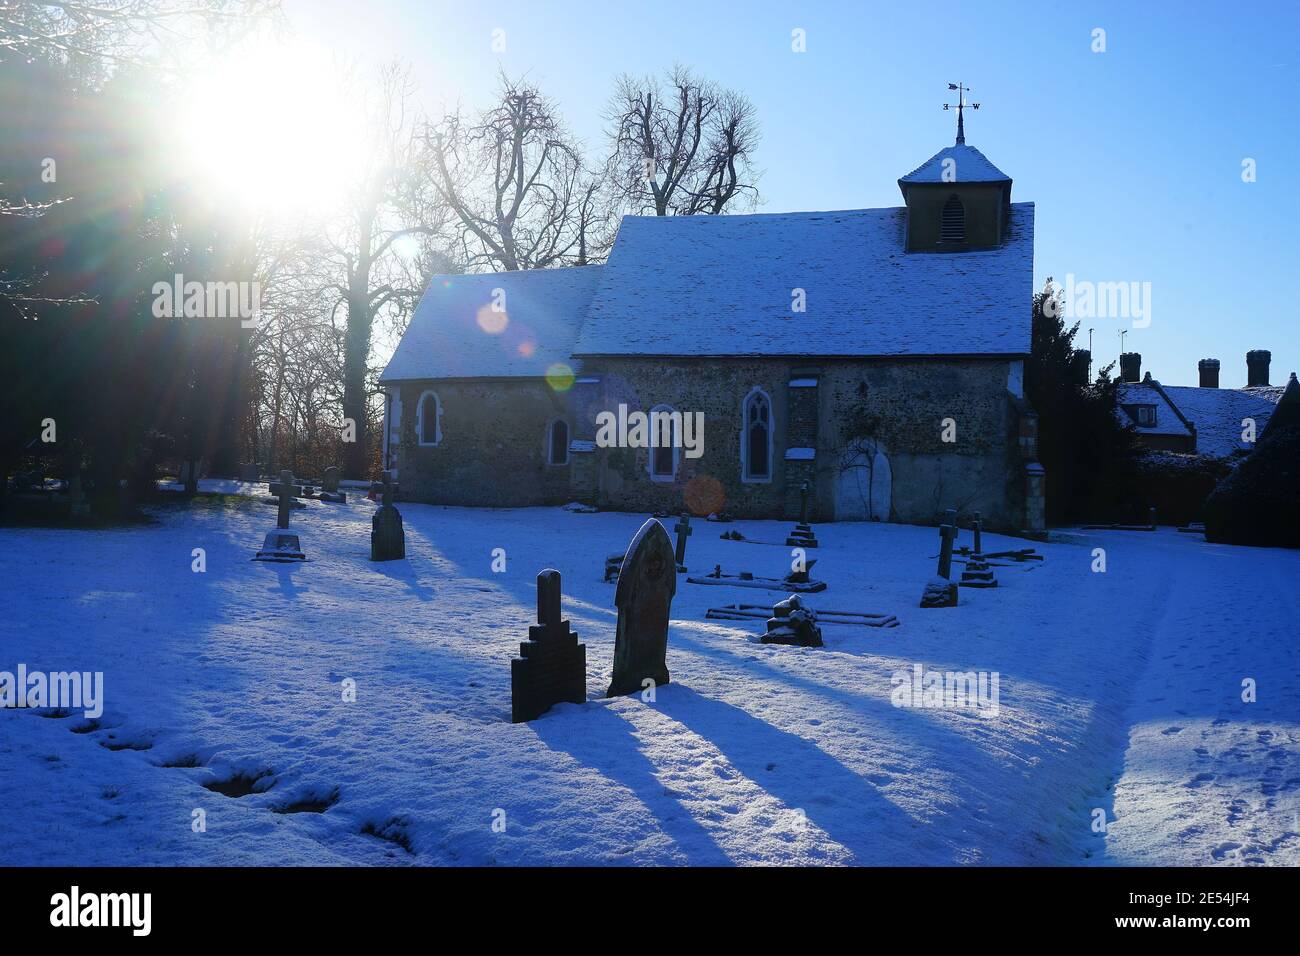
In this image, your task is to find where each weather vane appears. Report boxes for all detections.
[942,82,980,145]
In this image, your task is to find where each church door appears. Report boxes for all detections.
[834,441,891,521]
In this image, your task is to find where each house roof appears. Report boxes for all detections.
[572,202,1035,358]
[1118,379,1286,457]
[1162,384,1283,458]
[379,266,602,383]
[898,144,1012,185]
[1117,381,1195,440]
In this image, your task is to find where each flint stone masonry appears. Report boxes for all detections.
[386,356,1029,529]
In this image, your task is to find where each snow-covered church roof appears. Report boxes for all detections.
[573,203,1034,358]
[380,266,602,382]
[383,193,1035,380]
[898,144,1011,185]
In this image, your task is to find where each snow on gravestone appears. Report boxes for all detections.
[510,570,587,723]
[607,518,675,698]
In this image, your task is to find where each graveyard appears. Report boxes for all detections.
[1,484,1297,866]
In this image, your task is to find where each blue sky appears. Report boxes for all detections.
[286,0,1298,388]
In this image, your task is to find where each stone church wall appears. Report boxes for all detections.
[391,379,575,507]
[392,356,1030,529]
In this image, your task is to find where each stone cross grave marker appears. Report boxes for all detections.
[798,480,810,524]
[370,470,405,561]
[607,518,675,698]
[673,513,692,571]
[972,510,983,556]
[254,470,306,562]
[510,570,587,723]
[276,470,295,529]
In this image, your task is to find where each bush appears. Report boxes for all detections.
[1203,424,1300,547]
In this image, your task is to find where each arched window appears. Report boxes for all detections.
[416,390,442,446]
[648,404,679,481]
[547,419,570,466]
[940,194,965,243]
[741,388,773,482]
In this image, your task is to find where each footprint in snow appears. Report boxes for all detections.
[1186,772,1216,788]
[1161,726,1182,735]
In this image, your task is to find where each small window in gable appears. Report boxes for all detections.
[1135,405,1156,427]
[940,194,965,243]
[548,419,570,466]
[417,390,443,446]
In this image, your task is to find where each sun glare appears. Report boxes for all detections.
[177,40,369,217]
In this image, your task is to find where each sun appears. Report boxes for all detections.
[176,39,369,217]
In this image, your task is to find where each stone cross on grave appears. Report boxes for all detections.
[972,510,983,556]
[673,513,692,570]
[937,508,958,579]
[381,471,395,508]
[798,480,810,525]
[276,469,295,530]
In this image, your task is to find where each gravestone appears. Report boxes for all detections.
[762,594,824,647]
[238,462,259,482]
[510,570,587,722]
[785,480,820,548]
[607,518,675,698]
[321,466,341,493]
[275,470,295,529]
[673,513,692,571]
[371,471,405,561]
[920,509,959,607]
[960,512,997,588]
[254,471,306,562]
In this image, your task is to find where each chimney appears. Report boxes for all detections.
[1198,358,1220,388]
[1120,352,1142,384]
[1246,350,1271,387]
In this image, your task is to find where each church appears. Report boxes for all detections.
[380,116,1043,531]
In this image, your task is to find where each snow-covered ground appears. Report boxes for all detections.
[1,486,1296,866]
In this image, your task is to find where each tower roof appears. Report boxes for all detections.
[898,144,1011,186]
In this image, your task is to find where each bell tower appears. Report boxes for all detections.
[898,83,1013,252]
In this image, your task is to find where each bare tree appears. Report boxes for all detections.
[0,0,278,65]
[307,63,452,479]
[605,65,759,217]
[420,74,609,271]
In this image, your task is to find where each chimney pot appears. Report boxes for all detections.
[1246,350,1271,388]
[1120,352,1142,384]
[1198,358,1220,388]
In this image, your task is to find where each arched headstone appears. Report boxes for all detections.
[607,519,675,697]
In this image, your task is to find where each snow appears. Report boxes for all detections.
[1117,381,1194,439]
[572,204,1034,359]
[381,266,602,383]
[2,489,1296,866]
[898,143,1013,185]
[1161,385,1280,458]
